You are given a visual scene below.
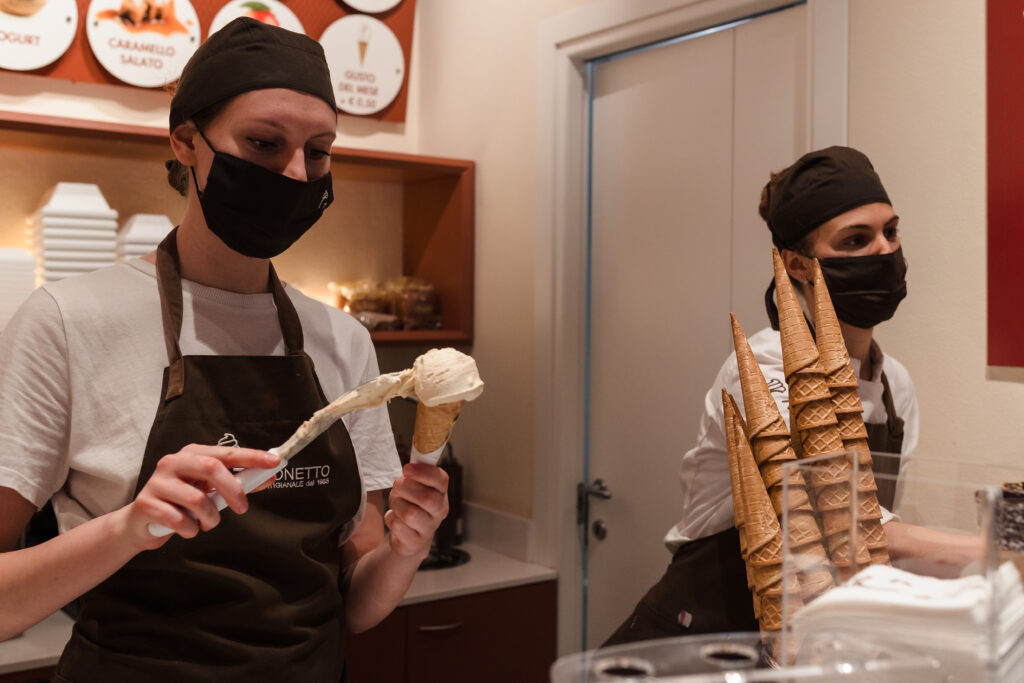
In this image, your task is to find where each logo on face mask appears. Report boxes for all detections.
[318,189,331,210]
[217,433,239,447]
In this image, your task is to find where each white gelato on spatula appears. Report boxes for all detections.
[148,348,484,536]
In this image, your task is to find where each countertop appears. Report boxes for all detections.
[0,542,556,675]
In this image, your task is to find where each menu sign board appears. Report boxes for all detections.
[0,0,78,71]
[320,14,404,116]
[84,0,201,87]
[2,0,415,123]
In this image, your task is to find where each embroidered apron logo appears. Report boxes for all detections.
[271,464,332,489]
[217,433,239,447]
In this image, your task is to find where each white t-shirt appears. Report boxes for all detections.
[0,259,401,538]
[664,325,919,551]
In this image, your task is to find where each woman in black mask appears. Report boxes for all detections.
[0,19,447,681]
[604,146,978,647]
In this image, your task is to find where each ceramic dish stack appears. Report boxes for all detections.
[0,249,35,334]
[28,183,118,285]
[117,214,174,262]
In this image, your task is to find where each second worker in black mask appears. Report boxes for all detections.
[601,146,976,648]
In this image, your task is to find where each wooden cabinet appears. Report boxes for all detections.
[346,580,558,683]
[0,112,475,345]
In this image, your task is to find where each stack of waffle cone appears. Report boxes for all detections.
[773,248,870,580]
[723,389,757,619]
[730,316,834,601]
[724,391,803,631]
[811,261,890,565]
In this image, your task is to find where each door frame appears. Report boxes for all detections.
[532,0,849,654]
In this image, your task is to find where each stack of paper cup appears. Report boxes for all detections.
[28,183,118,286]
[117,214,174,262]
[0,249,35,333]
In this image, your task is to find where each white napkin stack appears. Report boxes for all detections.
[28,183,118,285]
[117,214,174,263]
[793,562,1024,665]
[0,248,35,333]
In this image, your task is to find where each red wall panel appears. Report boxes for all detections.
[987,0,1024,366]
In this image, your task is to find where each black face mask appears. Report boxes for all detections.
[191,129,333,259]
[817,247,908,329]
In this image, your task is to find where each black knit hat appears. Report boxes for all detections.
[169,17,336,132]
[764,146,890,248]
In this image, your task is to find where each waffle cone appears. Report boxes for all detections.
[869,546,891,565]
[811,259,859,391]
[772,249,831,408]
[723,390,756,604]
[787,538,834,601]
[731,315,812,518]
[729,403,803,632]
[413,400,464,455]
[757,566,804,632]
[774,249,873,573]
[812,260,889,566]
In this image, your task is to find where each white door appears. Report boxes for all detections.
[583,4,810,648]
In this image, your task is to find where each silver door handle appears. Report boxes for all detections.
[585,478,612,500]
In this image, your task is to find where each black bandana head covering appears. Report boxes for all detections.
[169,17,336,132]
[763,146,890,249]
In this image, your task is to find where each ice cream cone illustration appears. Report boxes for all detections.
[773,248,870,579]
[730,315,834,600]
[727,396,803,631]
[812,260,890,566]
[358,24,371,65]
[723,389,757,617]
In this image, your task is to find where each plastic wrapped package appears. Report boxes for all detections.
[328,280,399,331]
[385,276,441,330]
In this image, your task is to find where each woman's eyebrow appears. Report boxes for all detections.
[238,118,336,139]
[837,215,899,232]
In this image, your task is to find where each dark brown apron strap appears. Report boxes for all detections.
[866,371,906,509]
[879,372,905,439]
[156,230,185,401]
[268,263,304,356]
[154,231,307,401]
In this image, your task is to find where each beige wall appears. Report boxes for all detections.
[848,1,1024,501]
[412,0,592,517]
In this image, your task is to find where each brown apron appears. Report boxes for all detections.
[603,373,906,646]
[54,230,362,682]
